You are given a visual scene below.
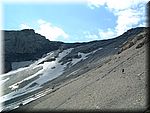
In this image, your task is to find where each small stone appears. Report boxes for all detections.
[122,69,125,73]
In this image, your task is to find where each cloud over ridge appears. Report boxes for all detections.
[87,0,148,39]
[20,19,69,41]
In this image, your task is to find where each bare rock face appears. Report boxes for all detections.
[117,27,148,54]
[4,29,63,56]
[4,61,12,73]
[3,29,63,73]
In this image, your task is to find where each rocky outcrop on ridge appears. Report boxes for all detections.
[4,29,63,73]
[117,28,148,54]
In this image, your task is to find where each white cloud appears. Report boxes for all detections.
[115,9,142,35]
[20,24,31,29]
[20,19,69,41]
[84,28,116,40]
[84,31,99,40]
[87,0,106,9]
[88,0,149,11]
[138,22,147,27]
[87,0,148,39]
[37,19,46,24]
[98,28,116,39]
[36,19,69,41]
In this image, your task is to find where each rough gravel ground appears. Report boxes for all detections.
[18,40,148,112]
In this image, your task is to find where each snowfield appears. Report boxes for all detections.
[0,48,96,111]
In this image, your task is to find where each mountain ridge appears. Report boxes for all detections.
[3,27,148,74]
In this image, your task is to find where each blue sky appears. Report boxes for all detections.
[1,0,148,43]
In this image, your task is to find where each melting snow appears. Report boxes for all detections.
[0,48,74,110]
[71,52,91,66]
[0,78,9,85]
[0,47,104,111]
[0,66,30,78]
[34,48,73,85]
[92,48,103,54]
[9,83,19,90]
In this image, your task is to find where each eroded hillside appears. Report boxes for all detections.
[1,27,148,112]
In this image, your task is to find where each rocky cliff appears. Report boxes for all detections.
[4,29,63,73]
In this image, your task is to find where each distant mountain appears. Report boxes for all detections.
[3,27,148,73]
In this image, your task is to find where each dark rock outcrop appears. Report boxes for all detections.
[117,27,148,54]
[4,61,12,73]
[3,29,63,73]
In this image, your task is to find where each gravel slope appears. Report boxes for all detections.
[18,35,148,112]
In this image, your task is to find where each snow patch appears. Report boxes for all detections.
[0,48,74,108]
[0,66,30,77]
[9,83,20,90]
[34,48,73,85]
[66,69,80,77]
[0,48,74,109]
[0,78,9,85]
[71,52,91,66]
[92,48,103,54]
